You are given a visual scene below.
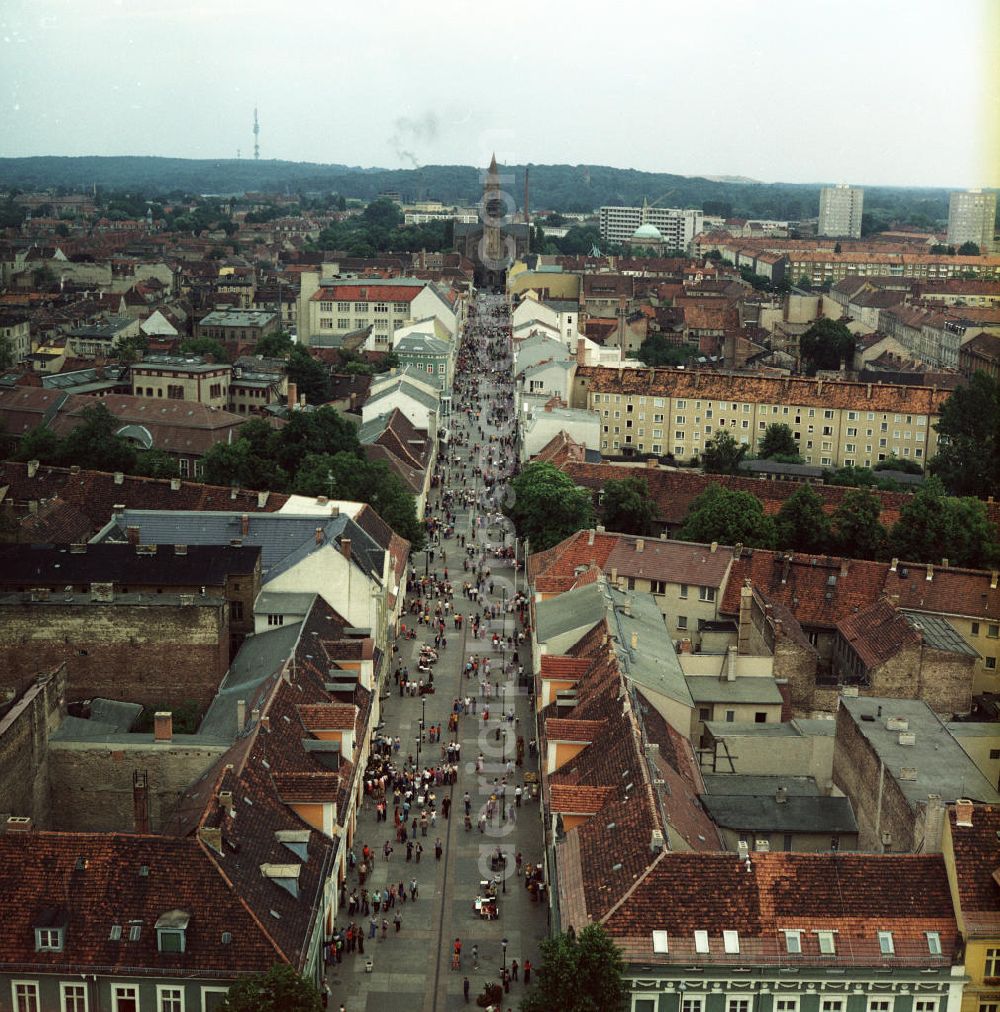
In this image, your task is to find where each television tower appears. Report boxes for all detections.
[253,106,260,161]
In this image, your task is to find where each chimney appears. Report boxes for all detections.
[153,712,173,743]
[630,631,638,649]
[710,541,718,553]
[890,557,899,573]
[251,706,261,725]
[941,558,949,568]
[5,815,33,833]
[126,525,140,545]
[237,699,247,732]
[114,471,124,485]
[576,337,587,366]
[170,477,181,491]
[70,543,87,554]
[775,786,788,804]
[261,715,270,731]
[287,381,298,409]
[636,538,644,554]
[174,544,188,556]
[257,490,269,508]
[90,582,114,603]
[198,826,223,855]
[840,558,849,578]
[587,530,595,546]
[991,571,998,590]
[133,770,149,834]
[679,638,693,654]
[645,455,657,469]
[218,789,234,815]
[955,799,974,828]
[241,513,249,537]
[926,564,934,582]
[27,459,39,478]
[726,645,737,681]
[315,526,324,545]
[341,537,351,560]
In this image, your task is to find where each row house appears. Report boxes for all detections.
[571,366,948,468]
[878,306,958,370]
[786,251,1000,286]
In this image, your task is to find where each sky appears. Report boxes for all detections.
[0,0,997,189]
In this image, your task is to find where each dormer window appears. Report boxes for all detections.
[34,908,67,951]
[652,930,668,953]
[694,930,710,953]
[723,930,740,954]
[926,931,942,956]
[155,910,190,953]
[783,929,802,954]
[878,930,895,955]
[816,930,837,955]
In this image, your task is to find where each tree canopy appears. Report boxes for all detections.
[798,318,855,375]
[636,333,698,368]
[774,484,831,555]
[601,477,657,535]
[702,430,748,475]
[758,423,801,461]
[677,484,777,549]
[830,487,887,559]
[506,461,595,551]
[521,924,626,1012]
[287,345,332,404]
[929,371,1000,498]
[180,335,230,363]
[219,963,322,1012]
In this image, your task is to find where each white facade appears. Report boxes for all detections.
[521,402,601,460]
[598,205,704,249]
[818,185,864,238]
[362,370,440,432]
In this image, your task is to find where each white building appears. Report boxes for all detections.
[362,367,441,431]
[947,189,997,252]
[520,401,601,461]
[598,205,704,250]
[818,185,864,238]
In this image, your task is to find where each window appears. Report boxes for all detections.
[754,711,767,723]
[821,1002,843,1012]
[61,983,89,1012]
[925,932,942,955]
[652,930,669,953]
[727,1001,749,1012]
[157,987,184,1012]
[868,1001,893,1012]
[989,625,999,639]
[698,586,716,602]
[268,614,284,627]
[112,986,139,1012]
[776,1001,799,1012]
[817,930,837,954]
[36,926,64,951]
[682,1000,704,1012]
[783,929,801,953]
[200,988,229,1012]
[13,982,40,1012]
[988,658,998,670]
[677,616,688,630]
[723,930,740,953]
[986,947,1000,977]
[167,384,184,400]
[679,584,688,599]
[878,930,895,955]
[725,709,735,722]
[694,929,709,953]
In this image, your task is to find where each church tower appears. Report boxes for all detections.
[482,153,505,265]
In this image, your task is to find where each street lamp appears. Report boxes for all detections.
[501,937,508,979]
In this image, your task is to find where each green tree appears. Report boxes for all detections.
[601,477,656,535]
[701,430,748,475]
[287,345,331,404]
[874,455,923,475]
[255,330,294,359]
[16,426,63,464]
[132,449,178,479]
[0,333,16,371]
[272,408,359,476]
[758,423,801,461]
[61,401,138,473]
[506,461,595,551]
[294,451,425,550]
[637,333,698,367]
[200,438,288,491]
[889,476,1000,568]
[219,963,322,1012]
[799,318,854,374]
[774,483,831,554]
[521,924,626,1012]
[677,484,777,549]
[930,372,1000,498]
[831,487,888,559]
[115,332,148,364]
[180,336,230,362]
[362,197,403,230]
[957,241,981,256]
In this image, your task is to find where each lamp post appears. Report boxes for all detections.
[501,937,508,979]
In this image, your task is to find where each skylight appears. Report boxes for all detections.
[652,930,669,954]
[694,930,709,954]
[723,930,740,954]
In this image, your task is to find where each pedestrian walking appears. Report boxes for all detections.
[524,959,531,985]
[511,959,519,981]
[463,976,470,1003]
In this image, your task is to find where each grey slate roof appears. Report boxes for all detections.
[701,774,820,797]
[395,333,451,356]
[699,793,858,834]
[254,590,320,616]
[902,611,980,656]
[96,511,384,583]
[686,676,784,705]
[534,581,607,644]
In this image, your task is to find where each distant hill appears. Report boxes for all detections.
[0,155,954,222]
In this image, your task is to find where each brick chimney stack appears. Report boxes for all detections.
[341,537,351,561]
[153,712,173,742]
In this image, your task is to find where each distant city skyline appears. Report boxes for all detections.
[0,0,997,190]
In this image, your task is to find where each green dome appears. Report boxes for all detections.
[632,223,663,239]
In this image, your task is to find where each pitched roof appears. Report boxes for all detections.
[836,598,921,669]
[947,804,1000,936]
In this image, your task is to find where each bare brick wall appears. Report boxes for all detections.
[871,645,974,716]
[47,740,225,832]
[0,597,230,710]
[0,665,66,825]
[832,705,917,852]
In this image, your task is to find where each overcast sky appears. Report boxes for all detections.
[1,0,996,188]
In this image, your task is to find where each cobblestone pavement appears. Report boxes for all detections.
[329,295,547,1011]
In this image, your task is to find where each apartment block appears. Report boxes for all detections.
[947,189,997,252]
[818,185,864,238]
[598,205,704,249]
[571,366,948,468]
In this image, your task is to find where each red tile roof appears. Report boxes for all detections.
[539,655,591,680]
[603,852,958,966]
[549,785,613,814]
[883,563,1000,622]
[297,702,357,732]
[545,718,607,742]
[310,284,421,303]
[947,804,1000,935]
[836,598,919,669]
